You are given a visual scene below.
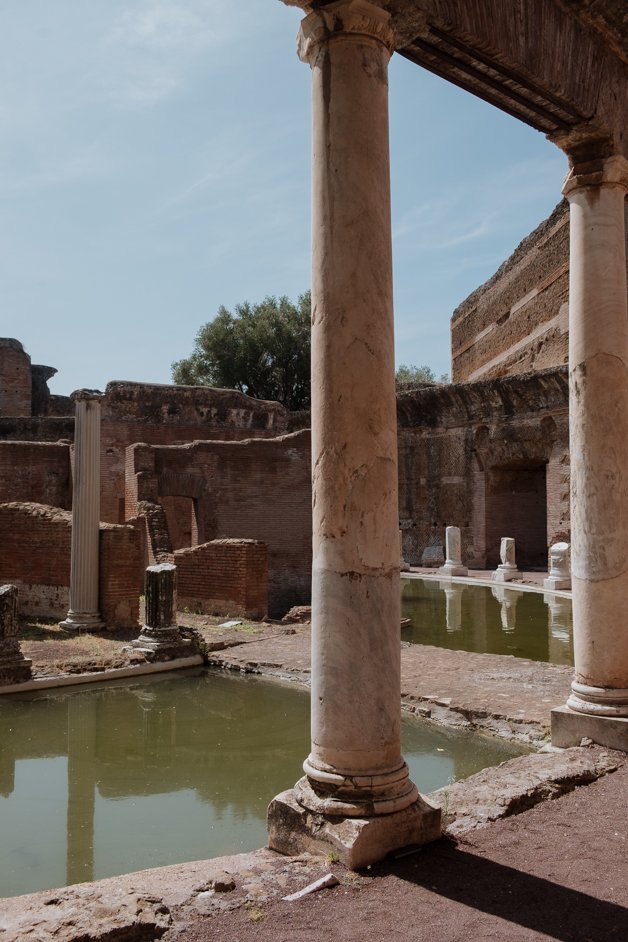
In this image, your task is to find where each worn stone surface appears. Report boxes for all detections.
[429,746,621,836]
[0,849,325,942]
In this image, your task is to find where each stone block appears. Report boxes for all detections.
[551,705,628,752]
[267,784,441,870]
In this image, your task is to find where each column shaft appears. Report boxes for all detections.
[268,2,440,865]
[61,394,104,631]
[565,156,628,715]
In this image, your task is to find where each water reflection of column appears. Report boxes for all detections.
[491,586,523,633]
[544,594,574,666]
[66,694,97,886]
[439,581,463,633]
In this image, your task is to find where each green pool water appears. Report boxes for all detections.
[402,577,573,665]
[0,668,526,898]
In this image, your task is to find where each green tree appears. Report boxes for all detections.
[395,363,449,386]
[172,292,311,411]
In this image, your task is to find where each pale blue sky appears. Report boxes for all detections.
[2,1,567,396]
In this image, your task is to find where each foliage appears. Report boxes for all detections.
[395,363,449,386]
[172,292,311,411]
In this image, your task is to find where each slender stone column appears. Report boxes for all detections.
[552,155,628,750]
[61,392,104,631]
[268,0,439,867]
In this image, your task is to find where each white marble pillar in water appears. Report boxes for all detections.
[492,537,521,583]
[61,393,104,631]
[439,526,468,577]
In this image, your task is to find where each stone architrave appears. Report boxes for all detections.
[61,392,105,632]
[544,542,571,591]
[551,155,628,751]
[267,0,440,869]
[492,537,521,582]
[131,564,193,660]
[0,584,32,684]
[399,529,410,572]
[438,527,468,578]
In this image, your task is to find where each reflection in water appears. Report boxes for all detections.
[402,578,573,665]
[439,581,463,633]
[0,669,526,897]
[491,585,524,633]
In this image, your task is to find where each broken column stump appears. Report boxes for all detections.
[131,564,194,660]
[0,585,32,684]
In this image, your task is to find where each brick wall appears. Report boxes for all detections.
[0,503,72,616]
[397,369,570,568]
[0,340,32,418]
[126,429,311,616]
[99,521,143,628]
[0,442,71,508]
[175,539,267,618]
[100,382,290,523]
[451,202,570,382]
[0,502,142,627]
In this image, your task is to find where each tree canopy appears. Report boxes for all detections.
[172,292,311,411]
[395,363,449,385]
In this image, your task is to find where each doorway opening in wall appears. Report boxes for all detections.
[485,462,547,569]
[159,496,199,551]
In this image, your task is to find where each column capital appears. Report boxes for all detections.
[71,388,104,404]
[562,154,628,198]
[297,0,395,65]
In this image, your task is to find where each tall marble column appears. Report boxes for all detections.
[268,0,440,867]
[61,392,104,631]
[552,154,628,750]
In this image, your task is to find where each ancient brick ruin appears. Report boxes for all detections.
[0,196,579,627]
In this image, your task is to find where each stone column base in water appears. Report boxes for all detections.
[131,564,194,660]
[438,526,468,578]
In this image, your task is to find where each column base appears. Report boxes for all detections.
[492,566,521,582]
[551,705,628,752]
[130,626,194,661]
[267,781,441,870]
[543,575,571,591]
[0,656,32,685]
[60,612,105,632]
[438,563,468,578]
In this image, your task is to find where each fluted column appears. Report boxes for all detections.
[552,155,628,749]
[61,392,104,631]
[268,0,440,867]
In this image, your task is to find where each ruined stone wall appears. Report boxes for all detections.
[397,368,570,568]
[175,539,268,619]
[0,442,71,509]
[0,340,33,418]
[0,503,72,616]
[126,430,312,616]
[0,502,142,626]
[451,202,570,382]
[99,521,144,628]
[100,382,292,523]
